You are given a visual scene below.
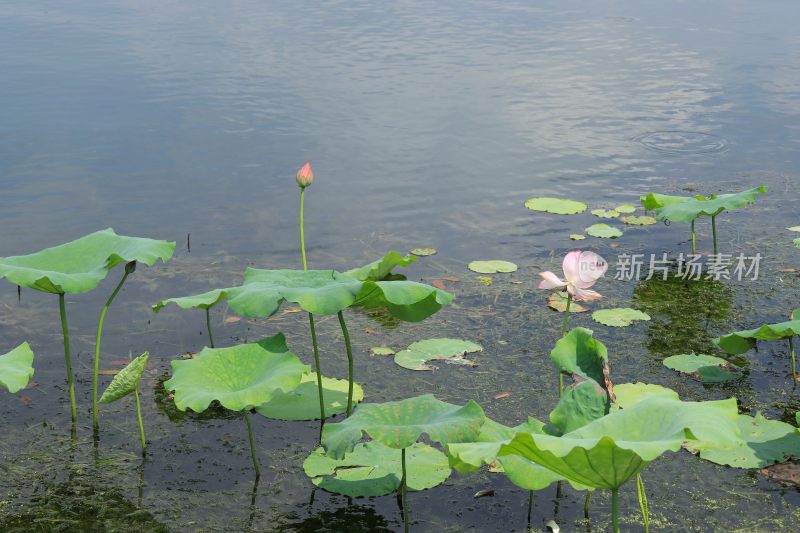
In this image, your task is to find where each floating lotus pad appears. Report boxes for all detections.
[0,228,175,294]
[304,441,451,497]
[257,373,363,421]
[615,204,637,214]
[547,291,588,313]
[591,209,620,219]
[370,346,395,356]
[662,354,741,383]
[586,223,623,239]
[592,308,651,327]
[99,352,149,403]
[321,394,486,459]
[164,334,308,413]
[714,313,800,354]
[409,248,437,257]
[394,338,483,371]
[525,197,588,215]
[0,342,34,394]
[653,186,767,223]
[569,234,586,241]
[620,215,657,226]
[789,226,800,233]
[467,260,518,274]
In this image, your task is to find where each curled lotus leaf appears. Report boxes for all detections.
[547,291,588,313]
[620,215,657,226]
[654,186,767,223]
[163,334,308,413]
[467,260,518,274]
[321,394,486,459]
[343,251,417,281]
[0,342,34,394]
[303,441,451,497]
[591,209,619,219]
[153,288,230,312]
[662,353,741,383]
[714,314,800,354]
[256,373,364,420]
[99,352,149,404]
[394,338,482,371]
[612,383,679,410]
[0,228,175,294]
[524,197,588,215]
[592,308,651,327]
[550,327,608,384]
[585,223,623,239]
[549,380,610,435]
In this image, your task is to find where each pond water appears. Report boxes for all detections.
[1,1,800,531]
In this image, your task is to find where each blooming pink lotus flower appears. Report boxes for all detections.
[538,250,606,301]
[296,161,314,188]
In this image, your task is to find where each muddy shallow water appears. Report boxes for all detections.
[2,1,800,531]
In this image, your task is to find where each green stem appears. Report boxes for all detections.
[691,220,696,254]
[299,187,308,270]
[59,293,77,422]
[205,307,215,348]
[308,313,325,423]
[338,311,355,416]
[244,411,260,479]
[135,384,146,456]
[558,292,572,398]
[611,488,620,533]
[401,447,409,533]
[711,215,718,255]
[790,337,796,382]
[637,473,649,533]
[93,270,130,428]
[584,490,592,518]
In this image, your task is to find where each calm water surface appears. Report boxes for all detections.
[1,1,799,531]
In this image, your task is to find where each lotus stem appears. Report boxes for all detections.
[637,473,649,533]
[338,311,355,416]
[611,488,620,533]
[59,293,77,422]
[790,337,796,382]
[309,313,325,423]
[711,215,718,255]
[135,384,146,456]
[92,269,130,428]
[244,411,260,479]
[526,490,534,529]
[401,447,409,533]
[691,220,696,254]
[299,187,308,271]
[584,490,592,518]
[205,307,215,348]
[559,293,572,397]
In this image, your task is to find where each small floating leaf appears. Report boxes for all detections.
[586,223,623,239]
[620,215,657,226]
[547,291,588,313]
[257,373,364,420]
[591,209,620,219]
[663,354,741,383]
[410,248,437,257]
[477,276,493,285]
[394,338,483,371]
[525,197,587,215]
[370,346,395,356]
[569,234,586,241]
[468,260,518,274]
[615,204,637,214]
[787,226,800,233]
[592,308,651,327]
[99,352,149,403]
[0,342,34,394]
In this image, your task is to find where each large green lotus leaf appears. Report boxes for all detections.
[343,251,417,281]
[0,228,175,294]
[663,353,741,383]
[303,441,451,497]
[152,288,231,312]
[550,327,608,383]
[98,352,149,404]
[322,394,486,459]
[352,280,453,322]
[498,397,739,489]
[655,186,767,223]
[592,308,651,327]
[549,380,610,434]
[714,316,800,354]
[585,223,623,238]
[497,454,575,491]
[612,383,678,410]
[394,338,482,371]
[446,417,545,474]
[524,197,587,215]
[639,193,695,211]
[692,413,800,468]
[0,342,34,394]
[163,334,308,413]
[256,372,364,420]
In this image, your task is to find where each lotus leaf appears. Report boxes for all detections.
[639,192,697,210]
[524,197,587,215]
[662,353,741,383]
[592,308,651,327]
[620,215,657,226]
[394,338,482,371]
[446,417,546,474]
[585,223,623,239]
[370,346,395,356]
[569,234,586,241]
[321,394,486,459]
[343,251,417,281]
[789,226,800,233]
[409,248,437,257]
[303,441,451,497]
[467,260,518,274]
[550,327,608,384]
[714,316,800,354]
[612,383,678,410]
[256,373,364,420]
[0,342,34,394]
[615,204,637,214]
[98,352,149,404]
[795,238,800,249]
[591,209,619,219]
[549,380,610,434]
[152,288,230,312]
[653,186,767,223]
[164,334,308,413]
[547,291,587,313]
[0,228,175,294]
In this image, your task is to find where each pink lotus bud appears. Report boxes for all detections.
[296,161,314,188]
